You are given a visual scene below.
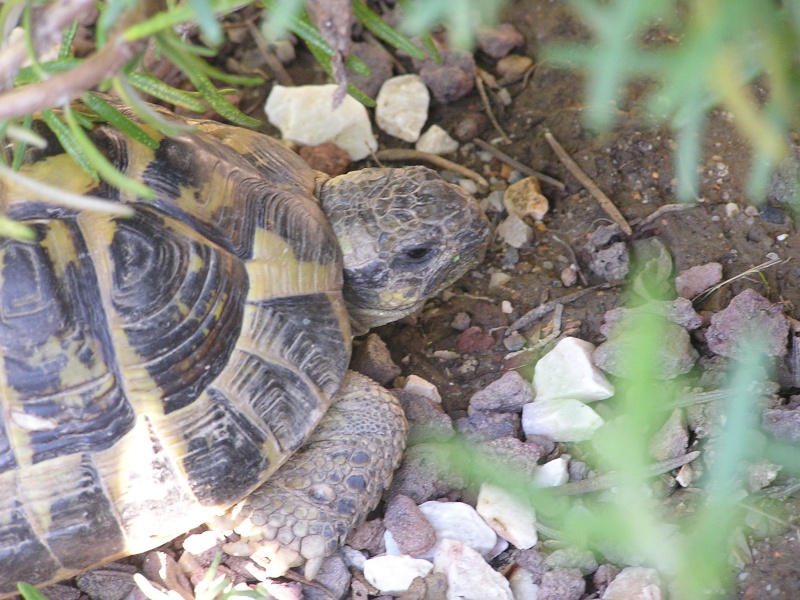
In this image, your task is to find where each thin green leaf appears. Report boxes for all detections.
[164,34,220,57]
[62,104,154,200]
[112,75,196,137]
[0,216,35,241]
[187,0,223,46]
[199,62,265,86]
[17,582,48,600]
[306,43,376,107]
[126,72,207,112]
[157,33,261,128]
[10,115,37,172]
[84,93,160,150]
[352,0,425,59]
[41,110,97,179]
[123,0,250,41]
[58,20,79,59]
[421,33,441,63]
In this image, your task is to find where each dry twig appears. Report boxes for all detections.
[506,283,616,334]
[472,137,564,189]
[475,69,511,144]
[375,148,489,192]
[631,203,697,229]
[544,130,633,236]
[691,257,785,304]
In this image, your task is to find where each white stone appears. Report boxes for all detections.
[602,567,663,600]
[340,546,367,570]
[363,555,434,595]
[416,125,459,154]
[265,84,377,160]
[508,568,539,600]
[497,214,533,248]
[533,337,614,402]
[403,374,442,403]
[522,398,604,442]
[532,457,570,488]
[376,75,430,142]
[417,501,498,559]
[476,483,538,549]
[489,272,512,289]
[501,300,513,314]
[434,539,514,600]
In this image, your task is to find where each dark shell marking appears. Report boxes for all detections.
[0,120,349,594]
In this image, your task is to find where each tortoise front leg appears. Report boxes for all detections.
[217,371,408,579]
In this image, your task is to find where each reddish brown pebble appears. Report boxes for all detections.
[299,142,351,177]
[457,326,496,352]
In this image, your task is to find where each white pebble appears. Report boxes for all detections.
[725,202,740,217]
[476,483,538,550]
[489,271,512,289]
[602,567,664,600]
[497,214,533,248]
[265,84,377,160]
[376,74,430,142]
[778,233,788,241]
[522,398,604,442]
[403,374,442,403]
[433,539,514,600]
[363,555,433,595]
[416,125,459,155]
[533,337,614,402]
[508,568,539,600]
[532,456,570,488]
[501,300,513,314]
[417,501,499,559]
[457,178,478,194]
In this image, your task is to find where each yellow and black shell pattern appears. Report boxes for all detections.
[0,119,351,593]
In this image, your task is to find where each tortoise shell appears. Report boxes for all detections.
[0,120,351,592]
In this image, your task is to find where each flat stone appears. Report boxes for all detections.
[385,495,437,556]
[304,554,351,600]
[537,568,585,600]
[534,337,614,402]
[376,75,430,142]
[456,411,521,443]
[675,262,723,298]
[433,539,514,600]
[601,567,663,600]
[404,375,442,403]
[522,398,604,442]
[417,501,499,559]
[504,177,548,221]
[470,371,535,413]
[476,483,538,549]
[706,289,790,359]
[364,555,434,595]
[477,24,525,59]
[352,333,402,385]
[497,214,533,248]
[416,125,459,155]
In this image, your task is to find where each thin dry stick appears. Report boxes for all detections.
[632,203,697,229]
[472,137,565,190]
[245,21,294,86]
[375,148,489,192]
[475,70,511,144]
[691,257,785,303]
[544,130,633,236]
[506,283,615,334]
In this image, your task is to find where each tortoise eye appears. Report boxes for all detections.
[405,246,433,261]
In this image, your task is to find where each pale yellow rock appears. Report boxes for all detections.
[504,177,549,221]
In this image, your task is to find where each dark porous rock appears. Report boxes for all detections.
[395,389,455,445]
[384,495,437,556]
[40,584,81,600]
[478,436,543,480]
[469,370,535,414]
[387,443,466,503]
[304,554,351,600]
[348,40,394,99]
[762,408,800,442]
[298,142,351,177]
[537,567,586,600]
[581,224,629,283]
[76,564,137,600]
[476,24,525,59]
[706,289,790,359]
[352,333,402,385]
[515,548,547,584]
[347,518,386,555]
[455,411,521,442]
[413,50,476,104]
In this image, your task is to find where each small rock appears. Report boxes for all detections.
[531,456,569,488]
[364,555,434,595]
[347,518,386,555]
[303,555,351,600]
[496,55,534,85]
[593,564,621,596]
[470,371,535,413]
[456,411,521,442]
[418,501,499,559]
[545,548,598,576]
[388,443,467,503]
[762,408,800,442]
[395,390,455,445]
[76,566,136,600]
[265,84,376,160]
[515,548,547,584]
[561,267,578,287]
[385,495,438,556]
[479,437,544,480]
[522,398,604,442]
[404,375,442,403]
[339,546,367,571]
[648,408,688,461]
[534,337,615,402]
[352,333,402,385]
[413,50,476,104]
[489,271,512,289]
[477,24,525,59]
[508,568,539,600]
[497,214,534,248]
[601,567,663,600]
[504,177,549,221]
[674,262,723,298]
[40,584,81,600]
[590,242,630,281]
[348,40,394,99]
[706,289,790,359]
[454,112,488,141]
[599,299,702,333]
[142,552,192,600]
[398,577,427,600]
[376,75,430,142]
[476,483,538,549]
[747,459,781,492]
[457,326,497,352]
[451,312,472,331]
[594,319,698,380]
[537,568,585,600]
[504,331,527,352]
[416,125,459,155]
[298,142,351,177]
[433,539,514,600]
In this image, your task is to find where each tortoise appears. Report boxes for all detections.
[0,113,490,595]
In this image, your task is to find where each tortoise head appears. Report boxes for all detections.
[318,166,491,335]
